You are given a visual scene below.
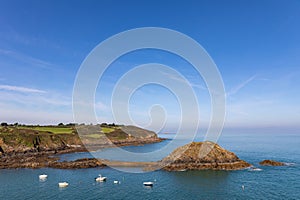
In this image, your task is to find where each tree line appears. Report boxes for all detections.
[1,122,122,127]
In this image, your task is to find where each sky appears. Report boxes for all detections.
[0,0,300,132]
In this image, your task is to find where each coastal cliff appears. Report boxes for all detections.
[0,125,162,155]
[161,141,251,171]
[0,124,163,169]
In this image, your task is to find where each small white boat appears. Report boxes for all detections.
[95,174,107,182]
[114,180,120,184]
[39,174,48,179]
[143,181,154,187]
[58,182,69,187]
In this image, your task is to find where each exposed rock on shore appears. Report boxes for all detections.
[259,160,285,166]
[49,158,105,169]
[0,153,58,169]
[0,154,106,169]
[161,141,251,171]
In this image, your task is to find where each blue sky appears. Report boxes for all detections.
[0,0,300,131]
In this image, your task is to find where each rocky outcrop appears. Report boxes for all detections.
[0,153,58,169]
[259,160,285,166]
[49,158,105,169]
[160,141,251,171]
[0,153,106,169]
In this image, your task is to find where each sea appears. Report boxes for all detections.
[0,130,299,200]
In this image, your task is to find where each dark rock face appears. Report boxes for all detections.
[161,141,251,171]
[259,160,285,166]
[49,158,105,169]
[0,154,106,169]
[0,153,58,169]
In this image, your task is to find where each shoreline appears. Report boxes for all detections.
[0,137,165,169]
[0,140,255,171]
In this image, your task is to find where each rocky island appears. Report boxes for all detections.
[160,141,251,171]
[259,159,286,166]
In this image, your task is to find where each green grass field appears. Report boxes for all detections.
[0,125,119,135]
[100,127,116,133]
[83,133,105,139]
[19,126,74,134]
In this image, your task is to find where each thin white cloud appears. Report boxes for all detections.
[0,84,46,93]
[0,90,73,124]
[0,28,64,51]
[159,70,207,90]
[227,75,257,97]
[0,91,66,108]
[0,48,54,69]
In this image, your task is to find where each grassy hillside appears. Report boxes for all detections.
[0,124,159,154]
[0,126,82,153]
[19,126,74,134]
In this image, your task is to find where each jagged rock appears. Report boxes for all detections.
[0,153,58,169]
[49,158,105,169]
[161,141,251,171]
[259,160,285,166]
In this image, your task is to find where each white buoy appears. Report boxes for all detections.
[242,185,245,191]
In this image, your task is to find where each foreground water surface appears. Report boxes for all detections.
[0,131,299,199]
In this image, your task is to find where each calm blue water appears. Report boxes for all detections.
[0,131,299,199]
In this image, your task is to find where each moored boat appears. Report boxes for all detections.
[95,174,107,182]
[58,182,69,187]
[39,174,48,179]
[143,181,154,186]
